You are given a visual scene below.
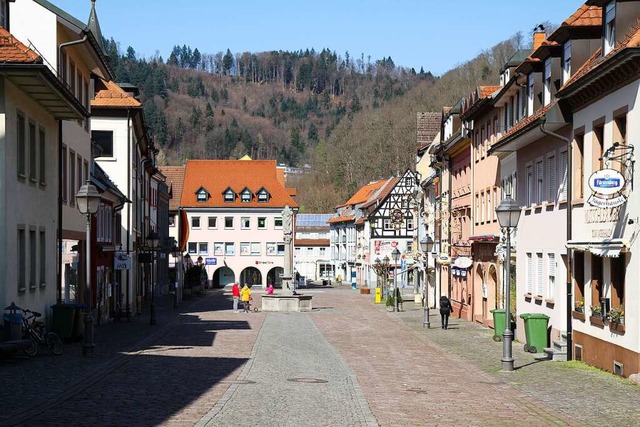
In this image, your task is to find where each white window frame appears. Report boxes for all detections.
[241,217,250,229]
[548,253,556,300]
[224,242,235,256]
[224,190,235,202]
[536,252,544,297]
[527,74,534,116]
[267,242,276,256]
[224,217,234,229]
[241,190,252,203]
[208,216,217,229]
[526,253,533,294]
[536,159,544,204]
[198,242,208,255]
[543,58,551,106]
[257,190,269,202]
[277,243,285,255]
[258,217,267,229]
[562,41,572,84]
[526,164,534,206]
[251,242,261,255]
[191,216,201,229]
[560,150,568,201]
[188,242,197,254]
[604,1,616,55]
[275,217,283,229]
[240,242,250,256]
[547,154,557,203]
[197,190,208,202]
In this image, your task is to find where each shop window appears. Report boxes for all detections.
[591,254,603,313]
[610,253,625,308]
[574,251,585,307]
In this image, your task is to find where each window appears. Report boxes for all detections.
[29,122,36,181]
[251,242,261,255]
[18,226,25,291]
[480,192,485,222]
[39,128,46,185]
[536,253,544,297]
[547,155,556,202]
[543,58,551,106]
[17,113,26,177]
[536,160,544,204]
[257,190,269,202]
[188,242,197,254]
[604,1,616,55]
[492,188,498,221]
[0,0,7,28]
[240,242,250,255]
[574,134,585,199]
[383,218,391,230]
[407,217,414,230]
[258,217,266,229]
[208,217,217,229]
[225,242,235,256]
[241,217,250,229]
[574,251,585,306]
[169,215,175,227]
[69,60,76,96]
[69,151,75,206]
[320,247,326,257]
[548,253,555,300]
[611,254,625,309]
[59,51,67,83]
[29,229,36,288]
[563,41,572,84]
[225,217,234,228]
[591,255,604,314]
[77,156,82,193]
[526,165,533,206]
[198,242,208,255]
[277,243,285,255]
[560,151,568,201]
[593,124,604,172]
[39,230,46,286]
[197,189,208,202]
[266,242,276,255]
[241,190,252,203]
[191,217,201,228]
[527,73,534,116]
[613,114,627,176]
[526,253,533,294]
[83,160,88,183]
[275,217,283,228]
[224,190,235,202]
[214,242,224,256]
[62,145,67,202]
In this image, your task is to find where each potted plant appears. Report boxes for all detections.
[575,299,584,313]
[385,294,395,311]
[591,305,603,318]
[609,306,625,324]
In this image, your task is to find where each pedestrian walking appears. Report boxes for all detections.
[240,284,252,313]
[439,295,453,329]
[266,283,274,295]
[232,282,240,312]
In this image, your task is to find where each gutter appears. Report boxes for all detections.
[539,116,573,361]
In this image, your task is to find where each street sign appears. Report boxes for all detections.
[114,252,131,270]
[205,257,217,266]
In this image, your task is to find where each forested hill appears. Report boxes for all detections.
[102,33,529,211]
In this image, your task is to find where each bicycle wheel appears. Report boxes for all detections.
[46,332,63,355]
[24,336,38,357]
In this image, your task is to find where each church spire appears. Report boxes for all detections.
[87,0,105,53]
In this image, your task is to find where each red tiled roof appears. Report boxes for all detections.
[92,79,142,108]
[496,102,555,143]
[327,210,355,224]
[361,177,399,209]
[561,19,640,92]
[562,4,602,27]
[416,112,441,149]
[180,160,298,208]
[340,180,387,208]
[479,85,500,97]
[294,238,330,246]
[0,28,41,63]
[159,165,185,211]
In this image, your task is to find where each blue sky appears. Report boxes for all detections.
[52,1,583,76]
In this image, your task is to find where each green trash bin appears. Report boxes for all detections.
[51,304,76,341]
[491,309,506,342]
[520,313,549,353]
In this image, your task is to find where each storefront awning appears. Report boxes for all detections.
[566,238,628,258]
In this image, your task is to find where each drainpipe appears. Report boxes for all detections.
[126,108,131,315]
[447,156,453,298]
[56,35,88,303]
[539,118,573,361]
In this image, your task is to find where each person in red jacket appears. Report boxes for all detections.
[232,282,240,313]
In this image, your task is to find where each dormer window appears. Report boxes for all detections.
[224,189,236,202]
[604,1,616,55]
[241,189,252,203]
[527,74,534,116]
[257,189,270,203]
[562,41,572,84]
[543,58,551,106]
[196,188,209,202]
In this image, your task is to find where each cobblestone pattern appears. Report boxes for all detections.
[198,311,376,427]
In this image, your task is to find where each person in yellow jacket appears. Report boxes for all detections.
[240,284,252,313]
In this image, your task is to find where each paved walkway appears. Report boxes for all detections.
[0,285,638,426]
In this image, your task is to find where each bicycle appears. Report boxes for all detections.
[21,308,63,357]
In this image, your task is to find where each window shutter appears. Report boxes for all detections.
[536,253,544,297]
[548,253,556,299]
[548,155,556,202]
[527,253,533,294]
[560,152,568,200]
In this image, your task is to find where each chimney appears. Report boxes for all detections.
[533,24,546,51]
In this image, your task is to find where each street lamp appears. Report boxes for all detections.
[420,235,434,328]
[75,181,101,357]
[391,248,401,312]
[147,230,160,325]
[495,193,521,372]
[382,255,390,298]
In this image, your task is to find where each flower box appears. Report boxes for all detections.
[610,321,626,333]
[572,310,585,321]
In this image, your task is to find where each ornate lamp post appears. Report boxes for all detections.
[147,230,159,325]
[75,181,101,357]
[391,248,401,312]
[420,235,434,328]
[495,194,521,372]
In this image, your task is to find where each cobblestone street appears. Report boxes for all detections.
[1,285,638,426]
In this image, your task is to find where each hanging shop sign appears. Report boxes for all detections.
[436,253,451,265]
[588,169,627,208]
[453,256,473,269]
[114,252,131,270]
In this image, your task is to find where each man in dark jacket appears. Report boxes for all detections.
[439,295,453,329]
